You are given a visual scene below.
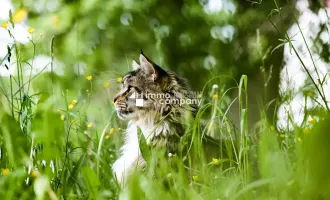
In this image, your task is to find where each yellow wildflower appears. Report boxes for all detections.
[116,77,123,83]
[105,135,110,139]
[72,100,78,105]
[192,175,199,182]
[110,128,115,135]
[31,170,39,178]
[103,82,110,88]
[308,119,316,125]
[211,158,220,165]
[68,104,74,110]
[303,128,311,135]
[1,22,8,28]
[57,108,61,112]
[297,137,303,143]
[212,94,218,100]
[118,128,122,131]
[1,168,10,175]
[87,122,94,128]
[27,27,34,34]
[13,8,28,23]
[51,15,60,28]
[306,91,313,97]
[60,115,65,121]
[86,75,92,81]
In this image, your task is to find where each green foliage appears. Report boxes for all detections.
[1,0,330,200]
[137,127,151,162]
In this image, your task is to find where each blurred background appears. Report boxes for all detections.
[1,0,328,131]
[0,0,294,127]
[0,0,329,127]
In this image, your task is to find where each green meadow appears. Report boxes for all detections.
[1,0,330,199]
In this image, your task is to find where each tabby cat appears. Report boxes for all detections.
[112,52,201,184]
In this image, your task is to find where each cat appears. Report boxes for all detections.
[112,52,227,185]
[112,52,201,184]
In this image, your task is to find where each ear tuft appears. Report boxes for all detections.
[132,60,140,70]
[139,53,158,81]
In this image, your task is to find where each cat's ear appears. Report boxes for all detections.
[139,53,158,81]
[132,60,140,70]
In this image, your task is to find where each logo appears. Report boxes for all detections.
[128,91,202,107]
[129,92,144,107]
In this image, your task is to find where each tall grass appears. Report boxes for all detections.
[1,2,330,200]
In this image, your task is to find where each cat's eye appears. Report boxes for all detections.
[127,86,133,91]
[133,86,141,93]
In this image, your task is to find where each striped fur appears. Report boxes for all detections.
[112,53,196,184]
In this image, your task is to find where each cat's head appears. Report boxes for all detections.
[113,53,171,120]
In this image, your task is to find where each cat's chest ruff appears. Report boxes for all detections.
[112,118,174,184]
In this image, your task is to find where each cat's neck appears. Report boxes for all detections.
[135,118,156,143]
[129,114,172,144]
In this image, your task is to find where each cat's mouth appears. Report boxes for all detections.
[117,109,135,119]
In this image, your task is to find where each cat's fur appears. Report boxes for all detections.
[112,52,197,184]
